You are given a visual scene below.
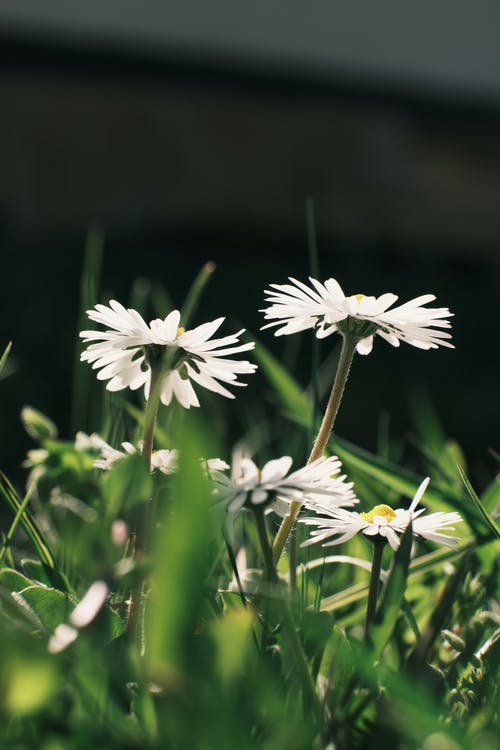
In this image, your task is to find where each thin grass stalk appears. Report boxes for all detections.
[273,334,358,565]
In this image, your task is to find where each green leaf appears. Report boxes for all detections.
[21,559,54,587]
[457,464,500,540]
[181,261,216,328]
[369,524,413,658]
[210,607,255,684]
[481,475,500,512]
[253,341,311,424]
[146,421,217,672]
[320,540,475,614]
[409,551,471,665]
[0,471,57,573]
[102,452,153,519]
[0,568,34,592]
[0,568,71,631]
[16,586,71,631]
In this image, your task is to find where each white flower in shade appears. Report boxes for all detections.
[80,301,257,408]
[75,431,178,474]
[301,477,462,551]
[261,277,453,354]
[76,432,227,477]
[211,454,357,518]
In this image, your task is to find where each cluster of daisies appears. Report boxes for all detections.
[75,276,461,552]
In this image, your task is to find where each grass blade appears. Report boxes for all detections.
[181,261,216,328]
[70,226,104,435]
[0,471,56,572]
[457,464,500,540]
[369,523,413,658]
[253,341,311,424]
[0,340,12,377]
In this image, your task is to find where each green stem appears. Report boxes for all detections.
[127,363,164,640]
[0,482,35,563]
[365,538,385,640]
[273,334,358,565]
[254,510,323,725]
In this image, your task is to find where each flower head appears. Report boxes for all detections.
[75,432,179,474]
[211,454,357,518]
[301,477,462,550]
[80,301,257,408]
[261,277,453,354]
[76,432,228,477]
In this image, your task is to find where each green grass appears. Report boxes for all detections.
[0,262,498,750]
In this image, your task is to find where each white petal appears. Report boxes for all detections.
[356,336,373,355]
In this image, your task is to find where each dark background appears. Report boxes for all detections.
[1,2,499,486]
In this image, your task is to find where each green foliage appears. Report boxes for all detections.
[0,264,498,750]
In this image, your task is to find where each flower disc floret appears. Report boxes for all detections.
[80,300,257,408]
[301,477,462,551]
[261,276,454,354]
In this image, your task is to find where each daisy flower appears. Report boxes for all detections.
[76,432,179,474]
[75,432,227,476]
[261,277,453,354]
[80,301,257,408]
[301,477,462,551]
[211,454,357,518]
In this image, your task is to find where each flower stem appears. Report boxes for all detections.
[272,334,358,566]
[308,334,358,463]
[128,363,164,640]
[253,509,323,725]
[365,537,385,639]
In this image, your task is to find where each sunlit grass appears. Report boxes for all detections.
[0,251,498,750]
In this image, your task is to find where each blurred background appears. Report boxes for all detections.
[1,1,499,484]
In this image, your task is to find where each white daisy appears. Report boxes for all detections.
[80,301,257,408]
[75,432,178,474]
[211,454,357,518]
[261,277,453,354]
[76,432,229,477]
[301,477,462,551]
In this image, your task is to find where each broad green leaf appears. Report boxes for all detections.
[146,421,217,671]
[16,586,71,631]
[211,607,255,684]
[21,559,54,587]
[0,568,34,592]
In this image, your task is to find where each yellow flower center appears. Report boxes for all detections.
[360,504,396,523]
[176,326,185,337]
[355,294,365,303]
